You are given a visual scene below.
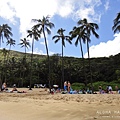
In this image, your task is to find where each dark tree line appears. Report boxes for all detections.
[0,52,120,88]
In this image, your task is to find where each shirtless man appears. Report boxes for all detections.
[68,81,71,93]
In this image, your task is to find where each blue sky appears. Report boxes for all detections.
[0,0,120,58]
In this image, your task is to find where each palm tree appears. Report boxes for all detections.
[112,12,120,33]
[6,38,16,60]
[6,38,16,81]
[1,48,8,65]
[18,38,30,87]
[52,28,72,88]
[78,18,99,88]
[27,26,40,90]
[0,24,12,88]
[6,38,15,50]
[69,26,88,86]
[1,48,9,83]
[18,38,31,58]
[32,15,54,91]
[0,24,13,47]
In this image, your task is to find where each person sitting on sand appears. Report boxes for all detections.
[1,82,8,91]
[69,89,77,94]
[118,88,120,94]
[108,85,113,94]
[82,88,86,94]
[11,84,18,92]
[98,86,102,94]
[109,89,113,94]
[11,84,26,93]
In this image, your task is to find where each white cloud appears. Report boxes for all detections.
[104,0,110,11]
[84,33,120,58]
[0,0,58,37]
[56,0,74,17]
[0,0,16,24]
[28,48,44,55]
[73,0,102,22]
[27,48,54,56]
[40,41,45,46]
[0,0,103,38]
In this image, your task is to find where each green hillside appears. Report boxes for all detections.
[0,49,46,60]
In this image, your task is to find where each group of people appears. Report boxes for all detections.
[98,85,120,94]
[64,81,71,92]
[1,83,19,93]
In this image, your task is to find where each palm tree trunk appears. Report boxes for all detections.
[29,38,34,90]
[23,47,27,88]
[79,39,87,87]
[7,45,11,61]
[0,61,2,90]
[22,69,25,87]
[61,43,64,89]
[25,46,26,60]
[87,40,93,89]
[43,28,51,92]
[5,46,11,83]
[4,54,7,83]
[0,75,2,91]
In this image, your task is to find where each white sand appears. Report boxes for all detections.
[0,88,120,120]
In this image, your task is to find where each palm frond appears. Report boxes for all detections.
[45,27,51,35]
[114,12,120,24]
[54,38,60,43]
[52,35,60,40]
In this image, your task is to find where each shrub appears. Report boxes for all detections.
[89,81,120,91]
[71,81,120,91]
[71,83,85,90]
[91,81,108,91]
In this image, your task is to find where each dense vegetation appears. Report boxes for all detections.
[0,49,120,90]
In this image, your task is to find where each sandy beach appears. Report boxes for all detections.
[0,88,120,120]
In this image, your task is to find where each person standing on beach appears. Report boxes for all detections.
[68,81,71,93]
[115,85,118,93]
[64,81,67,91]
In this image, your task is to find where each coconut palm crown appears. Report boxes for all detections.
[0,24,13,47]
